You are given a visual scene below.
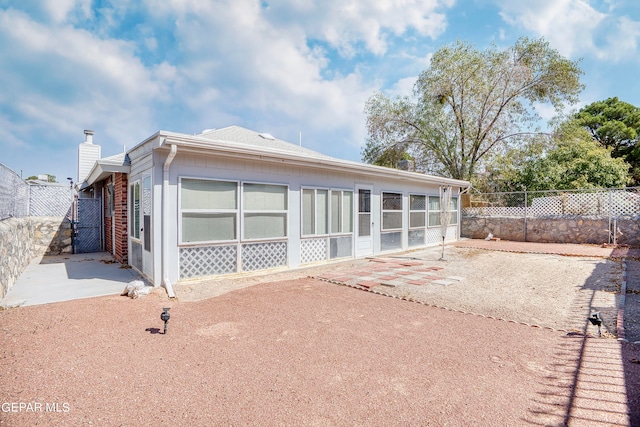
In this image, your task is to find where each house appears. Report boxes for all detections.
[80,126,470,296]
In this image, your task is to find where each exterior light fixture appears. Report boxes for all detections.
[161,308,171,335]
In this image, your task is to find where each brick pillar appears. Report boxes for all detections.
[113,173,128,264]
[103,177,114,255]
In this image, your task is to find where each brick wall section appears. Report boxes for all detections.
[114,173,128,264]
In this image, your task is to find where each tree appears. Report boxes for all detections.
[363,37,584,181]
[573,97,640,185]
[505,123,629,190]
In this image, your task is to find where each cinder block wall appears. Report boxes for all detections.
[0,217,72,300]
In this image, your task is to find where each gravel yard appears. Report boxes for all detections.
[1,243,639,426]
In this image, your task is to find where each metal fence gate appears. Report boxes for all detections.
[74,198,102,253]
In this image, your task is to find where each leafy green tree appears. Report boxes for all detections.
[507,123,629,190]
[363,37,584,181]
[573,97,640,185]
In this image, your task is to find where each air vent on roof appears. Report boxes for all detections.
[258,133,276,140]
[201,128,216,134]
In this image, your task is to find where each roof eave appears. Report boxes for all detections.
[158,133,470,188]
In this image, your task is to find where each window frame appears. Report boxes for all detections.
[178,177,240,245]
[408,193,426,229]
[129,180,141,240]
[241,181,289,241]
[301,187,329,237]
[427,195,459,227]
[381,191,403,231]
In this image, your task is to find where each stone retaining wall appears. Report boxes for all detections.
[0,217,72,300]
[461,215,640,247]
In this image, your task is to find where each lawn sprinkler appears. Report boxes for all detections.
[588,312,602,337]
[161,307,171,335]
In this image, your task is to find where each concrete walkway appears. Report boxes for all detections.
[0,252,145,308]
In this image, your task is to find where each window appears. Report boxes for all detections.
[382,192,403,230]
[243,183,288,240]
[302,188,328,236]
[409,194,426,228]
[302,189,353,236]
[428,195,458,227]
[331,190,353,234]
[130,181,140,239]
[180,178,238,243]
[106,183,114,217]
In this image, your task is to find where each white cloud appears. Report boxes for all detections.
[496,0,640,62]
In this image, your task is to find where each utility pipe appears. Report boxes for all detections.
[162,142,177,298]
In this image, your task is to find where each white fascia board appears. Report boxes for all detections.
[158,132,470,189]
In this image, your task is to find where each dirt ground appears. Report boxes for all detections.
[1,243,639,426]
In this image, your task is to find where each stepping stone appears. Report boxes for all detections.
[432,279,456,286]
[447,276,465,281]
[408,280,429,286]
[357,281,379,289]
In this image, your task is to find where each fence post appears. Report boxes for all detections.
[608,189,612,244]
[523,188,527,242]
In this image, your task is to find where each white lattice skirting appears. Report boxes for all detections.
[241,241,288,271]
[180,245,238,279]
[301,238,327,264]
[426,226,457,245]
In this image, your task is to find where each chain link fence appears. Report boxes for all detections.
[0,163,29,220]
[463,187,640,219]
[1,163,74,220]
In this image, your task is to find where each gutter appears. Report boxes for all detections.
[162,142,177,298]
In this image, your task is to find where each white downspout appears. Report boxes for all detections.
[163,143,177,298]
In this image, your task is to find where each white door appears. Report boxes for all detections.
[141,174,153,278]
[355,186,373,257]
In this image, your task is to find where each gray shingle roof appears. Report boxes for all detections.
[198,126,334,160]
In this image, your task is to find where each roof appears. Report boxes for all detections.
[144,125,470,188]
[198,126,334,161]
[83,152,131,187]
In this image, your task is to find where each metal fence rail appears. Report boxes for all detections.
[0,163,29,220]
[463,187,640,219]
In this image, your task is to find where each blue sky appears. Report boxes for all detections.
[1,0,639,183]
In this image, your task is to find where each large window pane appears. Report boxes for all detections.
[131,182,140,239]
[183,213,236,242]
[410,194,425,210]
[410,212,425,228]
[317,190,328,234]
[383,212,402,230]
[244,183,287,210]
[342,191,353,233]
[382,192,402,210]
[331,191,341,233]
[358,189,370,213]
[428,212,441,227]
[450,197,458,210]
[358,213,371,236]
[244,213,287,239]
[182,179,237,209]
[428,196,440,211]
[302,189,314,235]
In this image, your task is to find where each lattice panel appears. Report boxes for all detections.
[426,226,456,244]
[180,245,237,279]
[241,241,287,272]
[301,238,327,264]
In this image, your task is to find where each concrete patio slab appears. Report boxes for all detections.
[0,252,145,308]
